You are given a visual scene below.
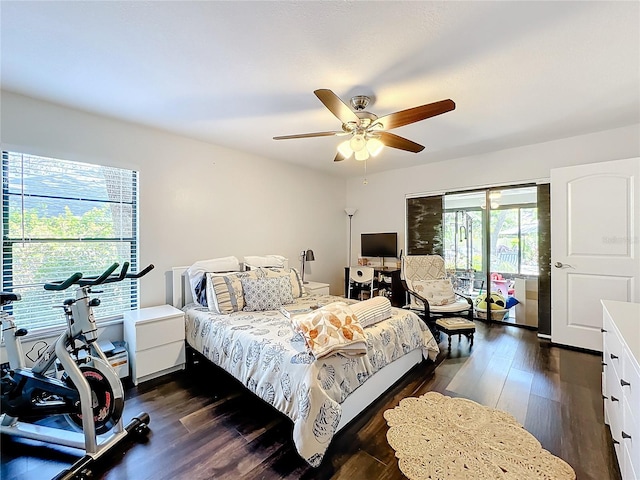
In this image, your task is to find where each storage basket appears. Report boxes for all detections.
[475,307,509,320]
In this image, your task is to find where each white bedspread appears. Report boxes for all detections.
[184,294,439,466]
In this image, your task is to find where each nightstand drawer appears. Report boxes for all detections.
[134,341,185,379]
[134,315,185,351]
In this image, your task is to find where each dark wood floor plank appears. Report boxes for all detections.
[0,321,621,480]
[495,367,534,425]
[559,381,612,480]
[524,393,563,457]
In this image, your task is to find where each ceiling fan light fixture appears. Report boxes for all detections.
[337,140,353,159]
[366,137,384,157]
[350,134,366,152]
[355,149,369,161]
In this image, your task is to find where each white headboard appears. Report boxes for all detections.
[171,266,192,308]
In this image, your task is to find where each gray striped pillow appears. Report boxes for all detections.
[350,296,392,328]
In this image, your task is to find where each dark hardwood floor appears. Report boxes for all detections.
[1,321,621,480]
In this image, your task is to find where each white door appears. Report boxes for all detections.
[551,158,640,351]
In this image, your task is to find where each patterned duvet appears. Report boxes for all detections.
[184,294,439,466]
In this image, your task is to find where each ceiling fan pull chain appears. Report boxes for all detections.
[363,159,368,185]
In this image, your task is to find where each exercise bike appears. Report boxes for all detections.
[1,262,154,480]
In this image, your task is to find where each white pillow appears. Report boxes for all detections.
[350,296,392,328]
[186,256,241,306]
[243,255,287,269]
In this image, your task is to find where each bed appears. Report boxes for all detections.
[171,264,439,466]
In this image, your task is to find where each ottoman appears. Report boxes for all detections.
[435,317,476,353]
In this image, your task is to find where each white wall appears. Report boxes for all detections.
[1,91,348,307]
[345,125,640,257]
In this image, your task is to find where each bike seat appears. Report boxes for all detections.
[0,292,21,306]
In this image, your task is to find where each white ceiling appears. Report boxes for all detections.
[1,1,638,177]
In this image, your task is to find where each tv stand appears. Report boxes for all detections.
[344,267,404,307]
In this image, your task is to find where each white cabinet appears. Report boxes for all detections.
[602,300,640,480]
[304,281,330,295]
[124,305,186,385]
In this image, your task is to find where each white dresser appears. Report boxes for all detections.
[124,304,186,385]
[602,300,640,480]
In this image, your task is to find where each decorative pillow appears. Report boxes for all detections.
[276,275,294,305]
[186,256,240,306]
[192,274,209,307]
[349,296,393,328]
[289,302,366,359]
[289,268,304,297]
[206,270,257,314]
[241,277,284,311]
[257,267,304,298]
[410,279,456,308]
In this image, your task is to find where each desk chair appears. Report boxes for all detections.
[348,266,376,301]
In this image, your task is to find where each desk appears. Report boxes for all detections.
[344,267,404,307]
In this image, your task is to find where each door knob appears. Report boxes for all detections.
[554,261,573,268]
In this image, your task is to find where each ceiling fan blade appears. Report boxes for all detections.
[314,89,360,124]
[377,131,425,153]
[334,151,348,162]
[273,131,343,140]
[376,99,455,130]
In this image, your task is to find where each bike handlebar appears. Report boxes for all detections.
[43,263,154,291]
[44,272,84,291]
[77,262,120,287]
[128,263,154,279]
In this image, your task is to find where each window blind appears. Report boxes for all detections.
[2,151,139,331]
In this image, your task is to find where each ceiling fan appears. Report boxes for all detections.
[273,89,455,162]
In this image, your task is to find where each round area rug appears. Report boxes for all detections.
[383,392,575,480]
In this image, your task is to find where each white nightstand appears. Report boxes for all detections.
[124,305,186,385]
[304,281,330,295]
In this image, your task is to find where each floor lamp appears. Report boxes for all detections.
[345,207,357,266]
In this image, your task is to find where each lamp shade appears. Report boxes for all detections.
[344,207,357,216]
[304,249,315,261]
[354,149,369,161]
[366,137,384,157]
[350,134,366,152]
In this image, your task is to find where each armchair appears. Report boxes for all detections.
[400,255,474,334]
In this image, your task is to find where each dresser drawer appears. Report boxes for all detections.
[606,368,624,437]
[622,400,639,480]
[604,344,624,396]
[134,314,185,351]
[622,349,640,416]
[604,328,625,375]
[134,341,186,378]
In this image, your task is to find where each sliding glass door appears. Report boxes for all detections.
[441,186,539,324]
[407,184,548,328]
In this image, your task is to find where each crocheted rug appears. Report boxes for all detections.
[383,392,576,480]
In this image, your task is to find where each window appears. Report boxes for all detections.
[2,151,139,332]
[440,187,538,277]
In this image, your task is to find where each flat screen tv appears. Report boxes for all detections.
[361,232,398,258]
